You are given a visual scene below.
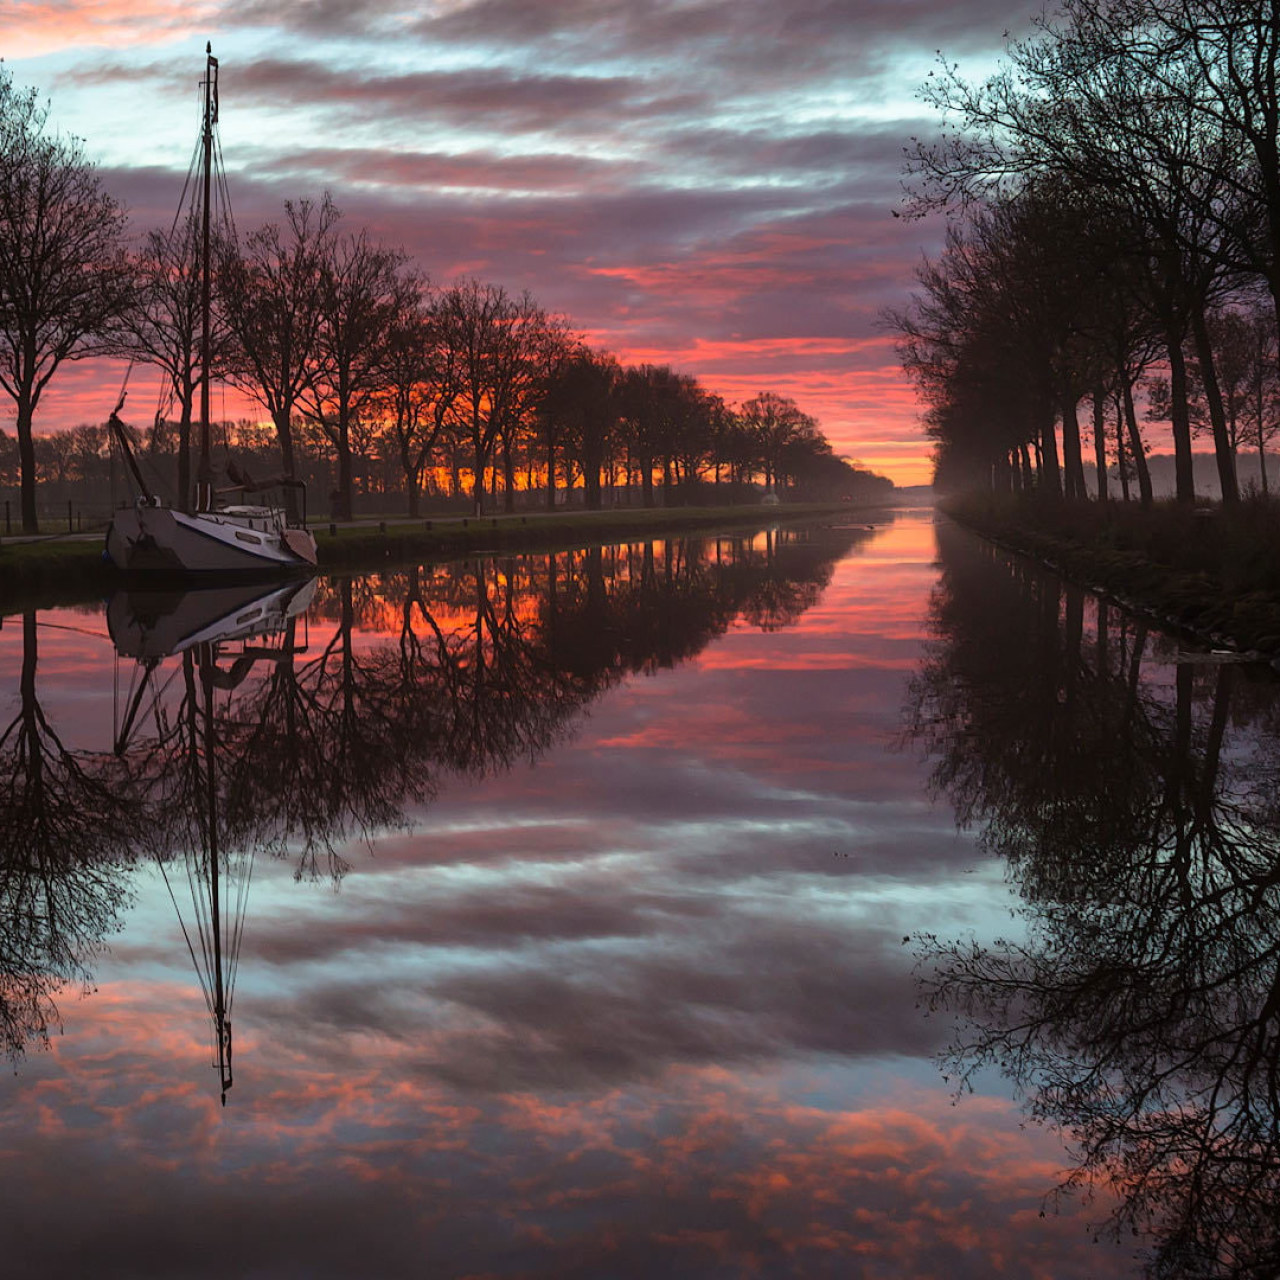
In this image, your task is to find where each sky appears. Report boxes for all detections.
[5,1,1031,486]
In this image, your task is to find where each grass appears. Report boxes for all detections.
[0,501,859,610]
[943,491,1280,657]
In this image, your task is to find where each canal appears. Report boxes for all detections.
[1,507,1274,1278]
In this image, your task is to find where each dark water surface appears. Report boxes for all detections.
[2,511,1277,1278]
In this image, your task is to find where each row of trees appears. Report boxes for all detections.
[0,70,886,534]
[893,0,1280,503]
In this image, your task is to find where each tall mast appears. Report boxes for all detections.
[196,44,219,513]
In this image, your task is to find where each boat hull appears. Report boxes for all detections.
[107,505,317,575]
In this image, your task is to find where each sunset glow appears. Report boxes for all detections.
[1,0,1027,485]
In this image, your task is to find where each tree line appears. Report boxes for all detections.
[0,70,888,535]
[891,0,1280,503]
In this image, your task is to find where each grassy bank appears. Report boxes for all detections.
[0,502,855,610]
[944,492,1280,661]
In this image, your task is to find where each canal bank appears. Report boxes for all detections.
[943,493,1280,669]
[0,501,865,609]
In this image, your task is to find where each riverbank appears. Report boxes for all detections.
[0,501,859,609]
[943,493,1280,665]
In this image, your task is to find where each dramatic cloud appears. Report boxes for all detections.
[5,1,1025,480]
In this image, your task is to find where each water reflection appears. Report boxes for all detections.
[0,610,136,1062]
[0,525,868,1094]
[906,519,1280,1279]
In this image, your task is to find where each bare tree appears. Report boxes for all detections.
[115,214,230,510]
[379,283,462,517]
[438,281,561,516]
[543,347,622,511]
[740,391,820,496]
[219,196,338,485]
[299,230,407,520]
[0,71,132,532]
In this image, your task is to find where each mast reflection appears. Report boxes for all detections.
[110,577,317,1104]
[905,520,1280,1279]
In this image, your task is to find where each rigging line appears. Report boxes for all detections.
[225,847,255,1006]
[169,94,204,236]
[34,620,111,640]
[145,663,184,744]
[159,856,215,1016]
[184,846,217,1021]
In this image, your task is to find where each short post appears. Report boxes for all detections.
[328,522,337,537]
[379,520,387,535]
[68,500,74,532]
[425,520,432,531]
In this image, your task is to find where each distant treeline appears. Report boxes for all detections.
[0,404,894,529]
[890,0,1280,505]
[0,70,889,535]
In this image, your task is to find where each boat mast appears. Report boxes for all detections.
[200,647,233,1104]
[196,44,218,513]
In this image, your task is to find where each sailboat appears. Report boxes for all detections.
[106,46,318,576]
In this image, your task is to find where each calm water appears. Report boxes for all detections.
[2,511,1277,1279]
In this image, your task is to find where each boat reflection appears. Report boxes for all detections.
[109,577,318,1104]
[107,575,318,661]
[904,519,1280,1279]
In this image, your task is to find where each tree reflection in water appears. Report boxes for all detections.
[0,522,869,1089]
[0,611,137,1062]
[904,520,1280,1279]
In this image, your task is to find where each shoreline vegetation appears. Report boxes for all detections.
[0,501,872,610]
[944,493,1280,671]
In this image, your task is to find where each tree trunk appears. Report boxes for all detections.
[1115,397,1130,503]
[1092,386,1108,502]
[1121,375,1153,507]
[471,424,485,517]
[1060,390,1086,500]
[501,438,516,514]
[16,391,38,534]
[335,410,354,521]
[1189,302,1239,504]
[1165,334,1196,503]
[583,435,603,510]
[1039,413,1062,497]
[178,396,193,513]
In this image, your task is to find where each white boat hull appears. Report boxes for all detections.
[108,576,318,659]
[107,504,317,575]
